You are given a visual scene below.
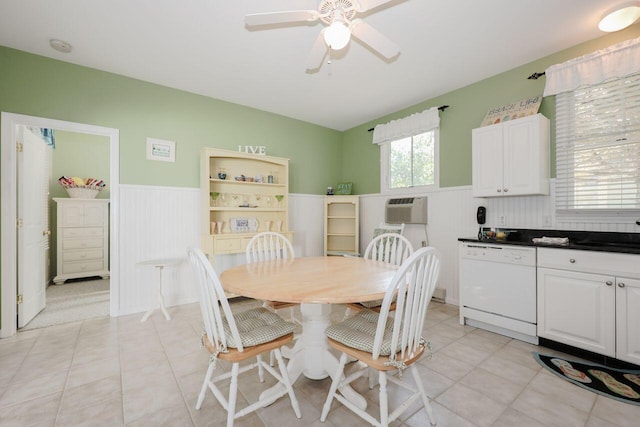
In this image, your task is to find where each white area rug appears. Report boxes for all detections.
[21,278,110,330]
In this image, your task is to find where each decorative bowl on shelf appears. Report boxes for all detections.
[245,177,254,182]
[234,176,245,181]
[217,172,227,179]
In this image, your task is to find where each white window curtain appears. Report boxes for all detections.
[372,107,440,145]
[544,36,640,96]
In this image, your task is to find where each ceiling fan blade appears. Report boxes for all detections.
[350,19,400,59]
[306,29,328,71]
[353,0,395,13]
[244,10,319,26]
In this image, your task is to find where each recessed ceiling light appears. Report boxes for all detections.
[49,39,72,53]
[598,2,640,32]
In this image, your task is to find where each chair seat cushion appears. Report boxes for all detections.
[224,307,297,348]
[325,309,396,356]
[357,298,383,308]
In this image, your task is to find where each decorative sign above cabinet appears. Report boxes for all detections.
[480,95,542,127]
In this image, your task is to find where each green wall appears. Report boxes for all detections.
[0,47,343,194]
[341,25,640,194]
[50,130,111,200]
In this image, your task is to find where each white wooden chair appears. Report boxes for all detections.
[321,247,441,427]
[245,232,299,323]
[187,247,301,427]
[343,233,414,317]
[373,222,405,238]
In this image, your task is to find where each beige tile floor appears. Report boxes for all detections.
[1,300,639,427]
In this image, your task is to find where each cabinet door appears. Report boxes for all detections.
[472,125,503,197]
[502,117,540,196]
[616,277,640,365]
[537,268,615,356]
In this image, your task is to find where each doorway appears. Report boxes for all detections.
[1,112,120,338]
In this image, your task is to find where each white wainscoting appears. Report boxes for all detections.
[116,188,324,316]
[117,185,200,316]
[483,179,640,232]
[360,188,480,306]
[117,183,639,316]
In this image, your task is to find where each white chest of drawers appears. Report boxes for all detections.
[53,198,110,284]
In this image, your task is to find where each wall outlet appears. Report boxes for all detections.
[498,215,506,226]
[543,215,552,227]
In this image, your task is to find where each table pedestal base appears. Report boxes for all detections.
[260,303,367,410]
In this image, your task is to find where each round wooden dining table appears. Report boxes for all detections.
[220,255,399,409]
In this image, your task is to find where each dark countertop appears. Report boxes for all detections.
[459,228,640,255]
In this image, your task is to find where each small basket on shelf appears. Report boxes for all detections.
[64,186,101,199]
[59,176,105,199]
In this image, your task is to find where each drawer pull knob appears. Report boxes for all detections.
[569,258,576,263]
[496,189,502,193]
[503,188,509,193]
[606,281,613,286]
[618,282,626,288]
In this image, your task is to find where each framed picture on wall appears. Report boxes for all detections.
[146,138,176,162]
[336,182,353,195]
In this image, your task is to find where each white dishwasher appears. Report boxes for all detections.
[459,242,538,344]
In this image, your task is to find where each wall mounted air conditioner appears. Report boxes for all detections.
[385,197,428,224]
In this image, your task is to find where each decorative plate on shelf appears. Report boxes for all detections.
[229,217,258,233]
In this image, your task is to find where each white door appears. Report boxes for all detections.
[17,126,51,327]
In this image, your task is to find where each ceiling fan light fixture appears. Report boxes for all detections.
[598,1,640,32]
[324,21,351,50]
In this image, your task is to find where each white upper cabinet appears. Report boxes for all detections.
[472,114,550,197]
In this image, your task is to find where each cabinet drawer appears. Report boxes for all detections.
[62,227,103,238]
[62,260,105,274]
[62,249,103,262]
[215,238,242,253]
[62,238,103,250]
[538,248,640,277]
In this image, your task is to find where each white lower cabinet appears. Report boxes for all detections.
[616,277,640,365]
[537,268,615,356]
[537,248,640,363]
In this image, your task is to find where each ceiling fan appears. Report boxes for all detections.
[244,0,401,71]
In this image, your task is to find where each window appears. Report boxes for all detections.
[555,72,640,212]
[385,130,437,190]
[373,108,440,194]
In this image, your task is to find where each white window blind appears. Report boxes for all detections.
[555,72,640,211]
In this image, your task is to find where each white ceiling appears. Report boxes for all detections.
[0,0,627,131]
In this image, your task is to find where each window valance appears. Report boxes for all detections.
[372,107,440,145]
[544,36,640,97]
